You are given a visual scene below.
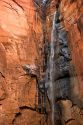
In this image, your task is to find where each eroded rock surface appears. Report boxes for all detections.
[0,0,46,124]
[0,0,82,125]
[45,0,83,125]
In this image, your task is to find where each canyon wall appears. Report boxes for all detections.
[0,0,47,125]
[0,0,83,125]
[46,0,83,125]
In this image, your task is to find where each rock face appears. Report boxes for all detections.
[0,0,46,125]
[45,0,83,125]
[0,0,82,125]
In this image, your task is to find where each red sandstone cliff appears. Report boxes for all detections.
[0,0,45,124]
[0,0,83,125]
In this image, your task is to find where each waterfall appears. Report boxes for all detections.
[49,12,56,125]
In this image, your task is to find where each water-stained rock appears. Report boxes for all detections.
[0,0,82,125]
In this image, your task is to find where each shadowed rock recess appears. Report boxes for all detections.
[0,0,83,125]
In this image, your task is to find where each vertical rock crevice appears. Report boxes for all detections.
[37,0,83,125]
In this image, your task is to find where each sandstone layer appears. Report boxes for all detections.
[0,0,82,125]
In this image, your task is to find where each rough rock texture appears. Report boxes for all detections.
[45,0,83,125]
[0,0,83,125]
[0,0,47,125]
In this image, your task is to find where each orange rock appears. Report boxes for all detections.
[0,0,82,124]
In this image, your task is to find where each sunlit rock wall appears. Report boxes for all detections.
[0,0,48,125]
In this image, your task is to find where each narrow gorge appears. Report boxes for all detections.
[0,0,83,125]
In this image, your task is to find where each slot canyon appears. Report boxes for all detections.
[0,0,83,125]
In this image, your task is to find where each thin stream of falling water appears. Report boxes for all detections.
[49,12,56,125]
